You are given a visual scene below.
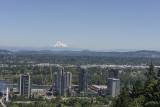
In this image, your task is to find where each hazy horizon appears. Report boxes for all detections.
[0,45,159,52]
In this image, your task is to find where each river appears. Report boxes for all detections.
[0,80,51,92]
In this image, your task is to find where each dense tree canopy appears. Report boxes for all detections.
[111,63,160,107]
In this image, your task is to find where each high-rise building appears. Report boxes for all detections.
[54,68,72,96]
[56,68,64,96]
[53,72,58,91]
[109,69,119,78]
[107,78,120,97]
[79,68,88,94]
[107,69,120,97]
[61,68,65,96]
[64,72,72,89]
[19,74,31,97]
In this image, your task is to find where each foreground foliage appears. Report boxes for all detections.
[111,63,160,107]
[6,95,113,107]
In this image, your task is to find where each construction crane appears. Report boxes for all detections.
[40,66,44,85]
[50,64,54,98]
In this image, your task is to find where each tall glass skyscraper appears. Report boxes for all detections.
[53,68,72,96]
[79,68,88,95]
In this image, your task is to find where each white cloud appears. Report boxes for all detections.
[50,41,68,48]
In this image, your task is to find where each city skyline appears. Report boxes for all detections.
[1,0,160,51]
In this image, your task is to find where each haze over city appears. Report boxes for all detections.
[1,1,160,107]
[1,0,160,51]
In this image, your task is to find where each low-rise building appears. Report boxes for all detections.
[31,89,46,97]
[91,85,107,92]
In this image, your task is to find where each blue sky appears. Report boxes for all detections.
[0,0,160,51]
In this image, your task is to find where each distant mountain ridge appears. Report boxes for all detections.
[1,49,160,58]
[0,50,14,55]
[0,46,82,52]
[15,50,160,58]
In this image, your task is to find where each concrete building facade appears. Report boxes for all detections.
[107,78,120,97]
[107,69,120,97]
[64,72,72,89]
[19,74,31,98]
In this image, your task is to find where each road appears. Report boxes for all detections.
[0,96,6,107]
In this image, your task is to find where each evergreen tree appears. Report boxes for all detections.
[157,68,160,77]
[111,63,160,107]
[131,78,144,98]
[129,95,145,107]
[112,85,131,107]
[145,62,156,80]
